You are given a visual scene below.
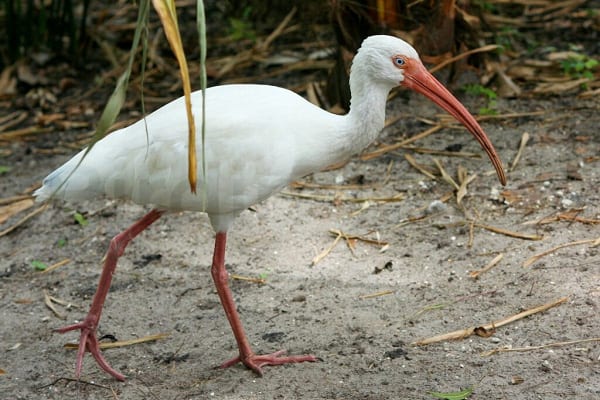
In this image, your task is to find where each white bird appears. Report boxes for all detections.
[35,35,506,381]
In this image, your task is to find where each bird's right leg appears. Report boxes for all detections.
[211,231,318,376]
[57,208,164,381]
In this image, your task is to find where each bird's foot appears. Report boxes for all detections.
[218,350,318,376]
[57,318,126,381]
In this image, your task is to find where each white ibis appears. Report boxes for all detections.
[35,35,506,381]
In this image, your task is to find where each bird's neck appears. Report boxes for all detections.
[342,75,392,157]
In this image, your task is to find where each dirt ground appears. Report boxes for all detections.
[1,84,599,399]
[1,11,600,395]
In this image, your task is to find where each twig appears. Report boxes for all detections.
[230,274,266,285]
[360,125,444,161]
[469,253,504,279]
[0,204,47,237]
[37,377,113,390]
[429,44,500,73]
[413,297,568,346]
[0,111,27,132]
[482,337,600,356]
[0,194,32,206]
[359,290,394,300]
[280,191,404,204]
[467,221,475,247]
[44,290,67,319]
[456,173,477,205]
[0,198,34,224]
[291,160,393,190]
[523,209,600,226]
[65,332,169,350]
[510,132,530,171]
[405,153,436,179]
[473,222,543,241]
[41,258,71,274]
[400,146,480,158]
[257,7,297,52]
[0,126,52,141]
[328,228,388,247]
[434,159,459,190]
[312,231,342,266]
[523,237,600,267]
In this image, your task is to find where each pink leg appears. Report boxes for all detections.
[57,209,164,381]
[211,232,317,376]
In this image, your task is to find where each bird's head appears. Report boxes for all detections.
[354,35,507,186]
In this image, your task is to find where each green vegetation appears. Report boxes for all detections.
[31,260,48,271]
[561,53,598,79]
[228,6,256,41]
[463,84,498,116]
[2,0,90,65]
[73,211,88,226]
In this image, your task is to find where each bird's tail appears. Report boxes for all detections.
[33,150,89,202]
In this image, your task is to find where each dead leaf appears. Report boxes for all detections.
[474,325,496,338]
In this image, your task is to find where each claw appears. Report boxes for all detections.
[219,350,317,376]
[58,320,125,381]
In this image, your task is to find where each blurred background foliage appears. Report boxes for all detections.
[0,0,598,108]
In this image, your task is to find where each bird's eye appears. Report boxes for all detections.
[393,56,406,68]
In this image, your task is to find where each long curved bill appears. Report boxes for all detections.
[402,60,507,186]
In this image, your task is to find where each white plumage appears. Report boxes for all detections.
[35,35,505,381]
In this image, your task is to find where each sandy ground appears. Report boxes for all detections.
[1,91,599,399]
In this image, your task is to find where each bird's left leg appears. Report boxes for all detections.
[210,231,318,376]
[57,208,164,381]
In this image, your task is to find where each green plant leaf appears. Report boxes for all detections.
[430,387,473,400]
[0,166,11,174]
[73,212,88,227]
[31,260,48,271]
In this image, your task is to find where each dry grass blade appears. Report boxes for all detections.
[523,237,600,267]
[41,258,71,274]
[328,229,388,247]
[152,0,197,193]
[65,333,170,350]
[401,146,480,158]
[360,125,444,161]
[312,231,342,266]
[456,172,477,205]
[469,253,504,279]
[429,44,500,74]
[0,204,47,238]
[413,297,568,346]
[405,154,436,179]
[291,160,393,191]
[280,191,405,204]
[44,290,67,319]
[0,198,34,224]
[0,126,52,141]
[474,222,543,240]
[359,290,394,300]
[0,195,31,206]
[510,132,530,171]
[524,209,600,225]
[482,337,600,356]
[257,7,296,52]
[0,111,27,132]
[230,274,266,285]
[434,159,459,190]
